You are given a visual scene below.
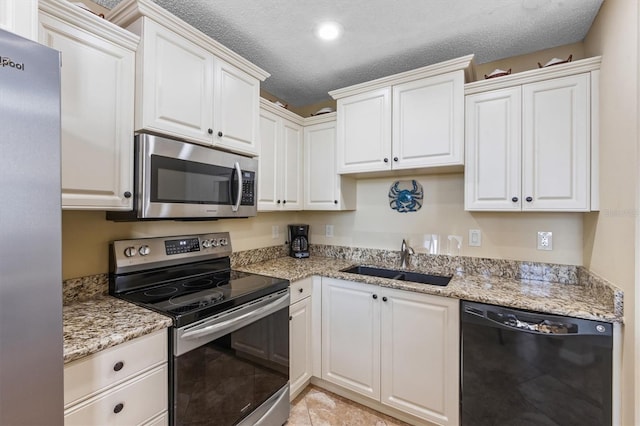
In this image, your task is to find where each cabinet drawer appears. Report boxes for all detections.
[64,365,167,426]
[144,411,168,426]
[64,330,167,407]
[290,277,313,304]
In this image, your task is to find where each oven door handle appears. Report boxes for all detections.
[181,293,289,340]
[232,161,242,212]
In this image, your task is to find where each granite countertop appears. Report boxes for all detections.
[63,296,172,364]
[236,255,622,323]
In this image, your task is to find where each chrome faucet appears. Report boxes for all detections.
[400,239,415,269]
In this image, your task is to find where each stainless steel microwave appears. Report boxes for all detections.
[108,134,257,221]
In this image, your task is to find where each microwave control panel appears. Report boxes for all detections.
[241,171,255,205]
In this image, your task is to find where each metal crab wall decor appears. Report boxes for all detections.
[388,180,423,213]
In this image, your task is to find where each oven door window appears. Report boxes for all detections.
[151,155,237,205]
[173,307,289,426]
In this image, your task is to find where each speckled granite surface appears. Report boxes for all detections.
[63,273,109,305]
[62,243,623,364]
[235,253,623,323]
[63,296,172,364]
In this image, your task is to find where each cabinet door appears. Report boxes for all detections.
[337,88,392,173]
[139,19,213,144]
[465,87,522,211]
[39,12,135,210]
[281,119,303,210]
[392,70,464,169]
[257,109,280,210]
[522,74,590,211]
[304,120,339,209]
[213,59,260,156]
[321,278,380,399]
[290,297,312,398]
[380,288,459,426]
[1,0,37,40]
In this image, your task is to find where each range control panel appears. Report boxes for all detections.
[111,232,232,274]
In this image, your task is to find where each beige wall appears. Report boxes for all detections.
[63,172,585,279]
[583,0,639,424]
[62,210,298,279]
[299,173,583,264]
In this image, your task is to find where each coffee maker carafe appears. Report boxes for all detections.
[288,224,310,258]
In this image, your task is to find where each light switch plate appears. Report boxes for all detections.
[537,231,553,250]
[469,229,481,247]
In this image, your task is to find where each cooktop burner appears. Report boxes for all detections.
[109,233,290,327]
[113,268,288,327]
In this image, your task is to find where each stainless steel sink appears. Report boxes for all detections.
[341,265,452,286]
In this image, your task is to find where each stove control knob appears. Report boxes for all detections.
[202,239,211,248]
[139,245,150,256]
[211,239,219,247]
[220,238,228,246]
[124,246,137,257]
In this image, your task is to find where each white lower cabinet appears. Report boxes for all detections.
[380,286,460,425]
[321,278,459,426]
[64,329,168,425]
[289,277,313,398]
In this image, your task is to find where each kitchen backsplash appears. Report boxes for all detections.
[64,244,623,320]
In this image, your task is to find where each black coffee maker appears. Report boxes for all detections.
[288,224,310,258]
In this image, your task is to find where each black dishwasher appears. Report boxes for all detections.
[460,301,613,426]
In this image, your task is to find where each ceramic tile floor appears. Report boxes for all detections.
[287,385,410,426]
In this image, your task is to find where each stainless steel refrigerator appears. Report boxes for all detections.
[0,28,63,424]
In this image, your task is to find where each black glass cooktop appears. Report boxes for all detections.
[112,268,288,327]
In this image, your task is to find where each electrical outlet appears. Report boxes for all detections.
[537,231,553,250]
[469,229,482,247]
[325,224,334,238]
[272,225,279,239]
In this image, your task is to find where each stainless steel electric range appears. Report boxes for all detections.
[109,233,290,426]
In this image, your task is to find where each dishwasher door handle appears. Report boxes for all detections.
[462,301,613,337]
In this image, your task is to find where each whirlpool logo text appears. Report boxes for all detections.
[0,56,25,71]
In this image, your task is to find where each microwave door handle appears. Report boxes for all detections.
[232,162,242,212]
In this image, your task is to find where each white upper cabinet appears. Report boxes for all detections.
[330,55,473,175]
[465,58,600,212]
[258,100,303,211]
[39,0,138,210]
[522,75,590,211]
[304,114,356,210]
[0,0,38,40]
[392,71,464,169]
[107,0,269,157]
[465,87,522,210]
[136,18,214,144]
[336,88,392,173]
[213,59,260,155]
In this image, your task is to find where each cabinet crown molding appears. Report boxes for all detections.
[39,0,139,49]
[464,56,602,95]
[329,54,475,100]
[105,0,270,81]
[260,97,304,125]
[303,112,336,126]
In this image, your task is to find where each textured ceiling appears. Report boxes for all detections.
[94,0,603,107]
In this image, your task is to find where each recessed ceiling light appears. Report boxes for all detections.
[315,21,342,41]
